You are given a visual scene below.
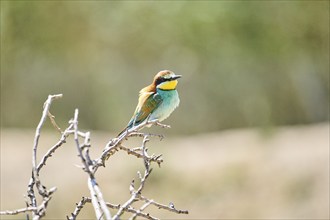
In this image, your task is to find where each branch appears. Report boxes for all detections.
[138,195,189,215]
[67,197,120,220]
[0,207,37,215]
[112,136,153,220]
[1,94,189,220]
[71,109,112,220]
[67,197,157,220]
[2,94,63,219]
[129,200,153,220]
[37,124,74,173]
[110,133,188,220]
[28,94,62,219]
[95,119,169,170]
[118,144,163,167]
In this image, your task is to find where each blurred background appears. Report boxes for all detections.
[1,1,329,219]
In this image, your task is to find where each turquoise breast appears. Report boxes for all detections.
[150,89,180,122]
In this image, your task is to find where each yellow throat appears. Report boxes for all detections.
[157,80,178,90]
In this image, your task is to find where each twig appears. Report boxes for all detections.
[118,144,163,166]
[71,109,91,175]
[112,136,153,220]
[67,197,89,220]
[28,94,62,219]
[129,200,153,220]
[141,135,151,172]
[96,119,169,170]
[0,207,37,215]
[37,124,73,173]
[138,195,189,214]
[71,109,112,220]
[34,187,57,219]
[128,132,164,140]
[68,197,157,220]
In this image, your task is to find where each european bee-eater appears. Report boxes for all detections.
[118,70,181,136]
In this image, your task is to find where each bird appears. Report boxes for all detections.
[118,70,181,137]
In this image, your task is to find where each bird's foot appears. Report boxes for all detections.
[148,119,171,129]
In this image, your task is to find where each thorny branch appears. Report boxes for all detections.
[1,94,189,220]
[28,94,63,220]
[70,109,112,220]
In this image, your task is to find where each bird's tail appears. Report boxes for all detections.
[117,126,129,138]
[117,116,137,138]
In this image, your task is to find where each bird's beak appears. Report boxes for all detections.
[172,75,182,80]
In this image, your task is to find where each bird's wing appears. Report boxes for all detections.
[127,92,163,129]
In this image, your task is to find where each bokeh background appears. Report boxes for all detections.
[1,1,329,219]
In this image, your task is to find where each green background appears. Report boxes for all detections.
[1,1,329,134]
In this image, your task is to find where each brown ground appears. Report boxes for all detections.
[1,123,329,219]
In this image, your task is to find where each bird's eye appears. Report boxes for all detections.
[156,77,166,85]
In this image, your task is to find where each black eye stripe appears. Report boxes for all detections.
[156,77,173,85]
[156,78,165,85]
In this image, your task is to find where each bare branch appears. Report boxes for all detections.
[138,195,189,215]
[67,197,89,220]
[67,197,120,220]
[129,200,153,220]
[1,94,189,220]
[128,132,164,140]
[37,124,74,173]
[27,94,62,219]
[68,197,157,220]
[95,119,169,170]
[0,207,37,215]
[71,109,112,220]
[112,137,153,220]
[118,144,163,166]
[71,109,92,175]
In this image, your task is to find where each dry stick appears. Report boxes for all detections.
[95,120,188,219]
[0,186,57,217]
[141,135,151,171]
[71,109,112,220]
[1,95,65,218]
[68,197,156,220]
[95,119,169,171]
[129,200,153,220]
[124,207,157,220]
[118,144,163,166]
[2,94,188,219]
[0,207,37,215]
[67,197,120,220]
[27,94,62,219]
[116,133,188,218]
[138,195,189,214]
[66,113,172,220]
[67,197,89,220]
[128,132,165,140]
[34,187,57,219]
[37,124,74,173]
[112,135,153,220]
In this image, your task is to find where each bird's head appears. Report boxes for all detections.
[153,70,182,90]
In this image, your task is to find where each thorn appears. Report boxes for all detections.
[129,180,135,193]
[137,171,142,179]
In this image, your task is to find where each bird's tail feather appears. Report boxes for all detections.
[117,126,129,138]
